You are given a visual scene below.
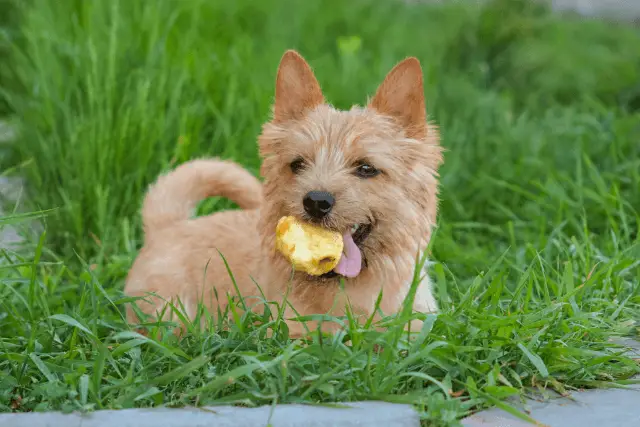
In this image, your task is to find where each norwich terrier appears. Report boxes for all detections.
[124,50,443,337]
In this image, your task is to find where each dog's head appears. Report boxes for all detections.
[258,50,442,280]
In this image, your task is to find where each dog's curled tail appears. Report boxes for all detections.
[141,158,262,236]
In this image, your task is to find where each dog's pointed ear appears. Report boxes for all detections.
[369,57,426,139]
[273,50,324,122]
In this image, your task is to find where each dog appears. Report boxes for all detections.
[124,50,443,338]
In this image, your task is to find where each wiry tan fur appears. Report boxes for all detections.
[125,50,444,337]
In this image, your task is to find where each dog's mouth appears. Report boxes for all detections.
[350,222,373,246]
[316,222,373,280]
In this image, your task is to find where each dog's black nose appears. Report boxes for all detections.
[303,191,335,219]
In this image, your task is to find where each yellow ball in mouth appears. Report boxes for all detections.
[275,216,344,276]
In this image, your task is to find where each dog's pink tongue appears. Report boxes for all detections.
[333,231,362,278]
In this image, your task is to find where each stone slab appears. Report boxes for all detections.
[462,339,640,427]
[0,176,26,249]
[462,381,640,427]
[0,120,29,249]
[0,402,421,427]
[551,0,640,21]
[0,120,15,143]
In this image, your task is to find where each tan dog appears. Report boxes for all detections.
[125,50,443,337]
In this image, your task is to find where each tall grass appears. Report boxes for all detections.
[0,208,638,424]
[5,0,638,259]
[1,0,639,424]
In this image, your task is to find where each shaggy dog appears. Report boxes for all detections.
[124,50,443,337]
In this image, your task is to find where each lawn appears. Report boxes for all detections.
[1,0,639,425]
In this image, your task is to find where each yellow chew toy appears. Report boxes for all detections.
[275,216,344,276]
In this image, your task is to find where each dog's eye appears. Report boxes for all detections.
[290,158,306,174]
[354,162,381,178]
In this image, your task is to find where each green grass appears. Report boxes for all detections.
[1,0,639,425]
